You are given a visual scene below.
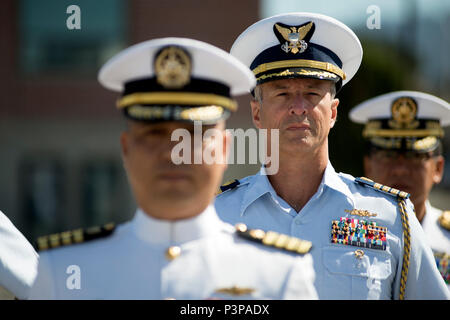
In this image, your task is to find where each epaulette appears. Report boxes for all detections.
[438,211,450,231]
[355,177,410,199]
[216,179,240,195]
[35,222,116,252]
[235,223,312,254]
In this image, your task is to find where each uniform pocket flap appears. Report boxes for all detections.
[323,246,392,280]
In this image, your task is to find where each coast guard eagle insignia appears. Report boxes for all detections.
[273,21,315,54]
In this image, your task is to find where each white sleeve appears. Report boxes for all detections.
[0,210,39,299]
[27,252,57,300]
[283,254,318,300]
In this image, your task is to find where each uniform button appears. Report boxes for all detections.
[354,249,364,259]
[165,246,181,260]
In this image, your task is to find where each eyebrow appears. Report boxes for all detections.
[271,84,289,90]
[304,81,329,90]
[269,80,329,91]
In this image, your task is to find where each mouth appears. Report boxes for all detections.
[285,123,310,131]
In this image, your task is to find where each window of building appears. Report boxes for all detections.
[80,159,121,227]
[18,0,127,76]
[18,155,66,239]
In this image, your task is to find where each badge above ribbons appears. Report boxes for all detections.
[331,217,387,250]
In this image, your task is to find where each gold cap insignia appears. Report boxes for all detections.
[274,22,314,54]
[154,46,191,89]
[389,97,419,129]
[215,286,255,296]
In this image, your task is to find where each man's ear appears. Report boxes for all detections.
[432,155,445,184]
[250,99,262,129]
[330,98,339,128]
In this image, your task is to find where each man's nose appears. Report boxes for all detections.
[288,94,307,115]
[389,156,411,175]
[160,135,180,160]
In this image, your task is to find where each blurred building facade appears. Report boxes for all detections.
[0,0,449,242]
[0,0,259,241]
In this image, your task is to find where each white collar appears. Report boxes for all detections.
[131,204,225,245]
[423,200,441,225]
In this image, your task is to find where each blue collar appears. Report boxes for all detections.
[240,162,355,216]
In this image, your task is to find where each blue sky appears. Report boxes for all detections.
[260,0,450,98]
[261,0,450,28]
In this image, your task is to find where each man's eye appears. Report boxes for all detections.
[307,92,320,96]
[276,92,287,97]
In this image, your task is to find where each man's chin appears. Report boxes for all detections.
[157,186,195,199]
[280,136,314,153]
[149,191,212,214]
[149,192,196,208]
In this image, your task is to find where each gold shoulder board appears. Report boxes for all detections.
[235,223,312,254]
[35,222,116,252]
[216,179,240,195]
[355,177,409,199]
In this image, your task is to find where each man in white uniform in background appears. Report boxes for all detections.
[350,90,450,289]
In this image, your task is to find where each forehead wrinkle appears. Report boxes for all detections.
[265,78,333,91]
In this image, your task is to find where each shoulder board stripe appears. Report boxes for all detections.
[355,177,410,199]
[235,223,312,254]
[217,179,240,194]
[35,222,116,252]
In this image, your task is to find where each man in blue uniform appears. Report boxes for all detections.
[350,90,450,290]
[28,37,317,299]
[215,12,449,299]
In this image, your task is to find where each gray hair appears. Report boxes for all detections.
[254,85,263,104]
